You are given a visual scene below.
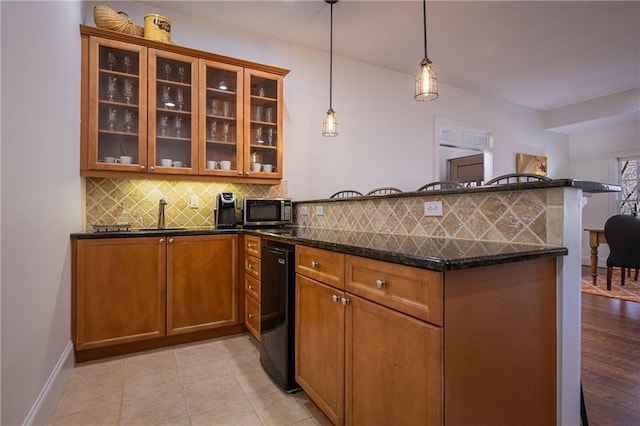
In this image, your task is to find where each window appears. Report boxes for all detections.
[618,156,640,217]
[435,119,493,185]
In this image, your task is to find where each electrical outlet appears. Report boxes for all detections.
[190,195,199,209]
[300,206,309,215]
[424,201,443,216]
[315,205,324,216]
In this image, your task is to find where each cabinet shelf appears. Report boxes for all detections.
[206,113,235,121]
[206,87,236,95]
[99,100,139,108]
[98,130,139,136]
[99,69,140,79]
[250,144,277,150]
[207,140,237,146]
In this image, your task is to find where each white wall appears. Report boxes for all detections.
[569,119,640,266]
[1,1,83,424]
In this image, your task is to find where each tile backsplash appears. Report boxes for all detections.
[293,188,564,246]
[85,178,287,230]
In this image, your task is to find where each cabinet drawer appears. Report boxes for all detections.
[346,255,443,325]
[245,294,260,341]
[244,235,261,258]
[245,274,261,301]
[296,245,345,290]
[245,254,261,280]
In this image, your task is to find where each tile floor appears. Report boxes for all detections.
[49,334,331,426]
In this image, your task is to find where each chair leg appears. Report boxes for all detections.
[580,380,589,426]
[621,267,626,287]
[635,268,639,281]
[606,267,613,291]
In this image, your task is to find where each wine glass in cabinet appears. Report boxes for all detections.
[199,60,244,176]
[87,37,147,171]
[148,49,198,175]
[244,70,283,178]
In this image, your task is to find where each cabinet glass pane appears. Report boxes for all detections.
[204,67,239,171]
[154,57,193,168]
[249,75,278,173]
[97,46,141,164]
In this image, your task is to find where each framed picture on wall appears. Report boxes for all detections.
[516,153,548,176]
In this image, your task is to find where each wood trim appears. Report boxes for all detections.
[80,25,290,76]
[79,168,282,185]
[75,324,246,362]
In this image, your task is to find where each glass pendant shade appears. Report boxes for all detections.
[322,108,338,137]
[415,59,438,101]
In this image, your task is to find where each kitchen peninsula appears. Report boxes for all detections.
[70,178,619,425]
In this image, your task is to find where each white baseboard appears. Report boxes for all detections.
[24,341,75,426]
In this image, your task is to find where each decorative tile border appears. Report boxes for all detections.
[293,188,564,246]
[85,178,287,230]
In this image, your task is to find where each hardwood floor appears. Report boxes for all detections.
[581,287,640,425]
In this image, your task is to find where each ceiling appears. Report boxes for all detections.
[139,1,640,114]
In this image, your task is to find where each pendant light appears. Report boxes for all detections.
[415,0,438,101]
[322,0,338,137]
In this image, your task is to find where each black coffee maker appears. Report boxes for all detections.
[216,192,237,229]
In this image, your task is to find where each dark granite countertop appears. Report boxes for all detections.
[71,226,567,271]
[295,178,621,204]
[249,227,568,271]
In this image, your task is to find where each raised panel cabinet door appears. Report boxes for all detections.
[167,234,238,335]
[295,274,345,425]
[75,237,166,350]
[244,292,260,341]
[345,294,443,426]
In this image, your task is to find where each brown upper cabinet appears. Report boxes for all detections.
[80,25,288,183]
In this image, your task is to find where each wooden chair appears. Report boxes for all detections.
[485,173,551,185]
[329,190,363,198]
[603,214,640,290]
[416,181,464,191]
[365,187,403,196]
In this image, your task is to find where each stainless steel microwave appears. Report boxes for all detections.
[243,198,292,227]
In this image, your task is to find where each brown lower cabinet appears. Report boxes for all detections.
[73,234,238,352]
[295,245,556,426]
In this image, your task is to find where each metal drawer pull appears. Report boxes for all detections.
[248,313,254,319]
[248,285,254,290]
[248,264,254,270]
[311,261,319,268]
[168,238,174,244]
[247,243,254,248]
[376,279,386,288]
[159,238,165,244]
[341,297,350,306]
[332,294,340,303]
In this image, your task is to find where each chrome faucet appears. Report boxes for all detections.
[157,198,167,229]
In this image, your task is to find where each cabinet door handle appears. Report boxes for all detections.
[149,166,155,171]
[376,279,386,289]
[159,238,165,244]
[139,165,146,171]
[168,238,174,244]
[311,261,319,268]
[248,285,254,290]
[332,294,340,303]
[247,243,254,248]
[248,313,254,319]
[341,297,350,306]
[246,172,250,176]
[248,263,254,270]
[238,171,243,176]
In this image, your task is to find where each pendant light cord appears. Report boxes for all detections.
[423,0,428,59]
[329,1,334,108]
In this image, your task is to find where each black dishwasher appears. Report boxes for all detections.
[260,242,300,392]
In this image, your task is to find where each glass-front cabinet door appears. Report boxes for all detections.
[244,70,283,179]
[148,49,198,175]
[88,37,147,171]
[199,60,244,176]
